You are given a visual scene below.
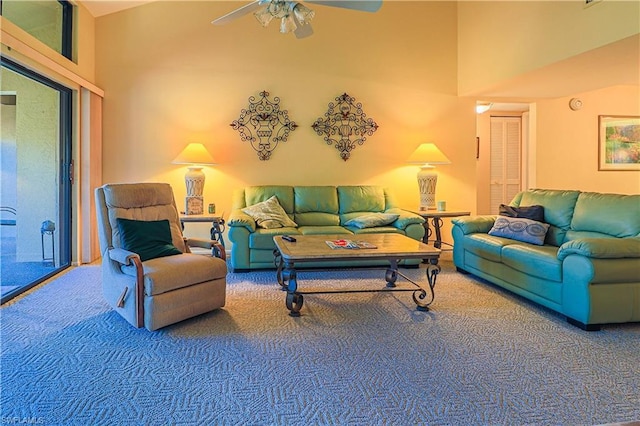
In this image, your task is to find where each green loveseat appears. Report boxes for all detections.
[452,189,640,330]
[227,185,425,271]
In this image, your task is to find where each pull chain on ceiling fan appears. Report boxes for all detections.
[212,0,382,39]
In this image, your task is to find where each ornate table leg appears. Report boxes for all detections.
[283,261,303,317]
[273,249,303,316]
[210,218,226,248]
[430,217,444,249]
[413,257,441,311]
[273,249,286,291]
[385,259,399,288]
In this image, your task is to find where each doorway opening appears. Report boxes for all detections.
[0,58,73,303]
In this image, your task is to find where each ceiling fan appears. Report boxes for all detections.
[212,0,382,39]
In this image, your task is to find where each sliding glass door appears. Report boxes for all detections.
[0,58,72,303]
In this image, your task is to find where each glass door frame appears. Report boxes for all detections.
[0,56,73,304]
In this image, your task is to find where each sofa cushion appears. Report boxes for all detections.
[298,226,353,235]
[294,212,340,227]
[502,244,562,283]
[245,186,295,214]
[242,195,298,229]
[464,234,519,263]
[337,186,386,214]
[249,228,300,249]
[116,218,182,262]
[344,213,399,229]
[294,186,339,214]
[515,189,580,246]
[488,216,550,246]
[570,192,640,238]
[499,204,544,222]
[349,226,402,235]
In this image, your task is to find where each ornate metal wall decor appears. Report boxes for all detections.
[231,91,298,161]
[311,93,379,161]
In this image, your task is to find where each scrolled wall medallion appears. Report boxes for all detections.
[231,90,298,160]
[311,93,379,161]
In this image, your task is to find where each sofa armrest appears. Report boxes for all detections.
[451,215,496,235]
[108,247,140,265]
[385,208,425,230]
[558,237,640,261]
[227,210,257,232]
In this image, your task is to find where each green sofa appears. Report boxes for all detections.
[227,185,425,271]
[452,189,640,330]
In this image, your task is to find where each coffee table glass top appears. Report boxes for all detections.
[273,233,440,261]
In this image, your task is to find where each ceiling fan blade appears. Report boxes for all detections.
[305,0,382,13]
[293,19,314,39]
[212,0,265,25]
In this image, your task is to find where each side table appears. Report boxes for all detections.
[179,214,226,248]
[411,210,470,250]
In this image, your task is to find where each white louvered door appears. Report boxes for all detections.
[489,116,522,214]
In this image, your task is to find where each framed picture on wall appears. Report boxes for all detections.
[598,115,640,171]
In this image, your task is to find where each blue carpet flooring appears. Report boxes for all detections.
[1,263,639,425]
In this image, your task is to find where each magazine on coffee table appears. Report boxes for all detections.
[325,239,377,249]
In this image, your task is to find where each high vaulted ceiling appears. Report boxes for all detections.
[80,0,155,17]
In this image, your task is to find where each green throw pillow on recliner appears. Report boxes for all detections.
[344,213,399,229]
[116,218,182,262]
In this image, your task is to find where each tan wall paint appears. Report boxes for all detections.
[96,1,478,244]
[535,85,640,194]
[458,1,640,96]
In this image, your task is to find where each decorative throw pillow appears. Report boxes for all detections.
[499,204,545,222]
[488,216,550,246]
[242,195,298,229]
[344,213,400,229]
[116,218,182,262]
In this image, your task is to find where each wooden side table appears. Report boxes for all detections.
[179,214,226,248]
[411,210,471,250]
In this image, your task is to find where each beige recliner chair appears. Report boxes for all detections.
[95,182,227,331]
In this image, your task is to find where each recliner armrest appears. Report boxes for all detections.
[558,237,640,261]
[227,210,257,232]
[451,215,496,235]
[108,247,141,265]
[185,238,226,261]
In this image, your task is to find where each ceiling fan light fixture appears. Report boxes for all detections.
[254,6,275,26]
[280,14,297,33]
[293,3,315,25]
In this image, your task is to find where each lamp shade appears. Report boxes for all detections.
[172,143,216,165]
[406,143,451,166]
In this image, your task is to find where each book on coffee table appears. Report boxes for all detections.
[325,239,377,249]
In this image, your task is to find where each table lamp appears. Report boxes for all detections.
[172,143,216,214]
[407,143,451,211]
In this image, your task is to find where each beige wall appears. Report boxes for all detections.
[535,85,640,194]
[95,1,478,243]
[457,0,640,96]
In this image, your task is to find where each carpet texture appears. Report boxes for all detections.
[1,262,639,425]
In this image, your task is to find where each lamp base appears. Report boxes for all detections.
[185,166,205,197]
[417,168,438,210]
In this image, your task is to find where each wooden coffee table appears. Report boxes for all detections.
[273,233,441,317]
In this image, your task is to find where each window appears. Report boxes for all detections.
[0,0,73,60]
